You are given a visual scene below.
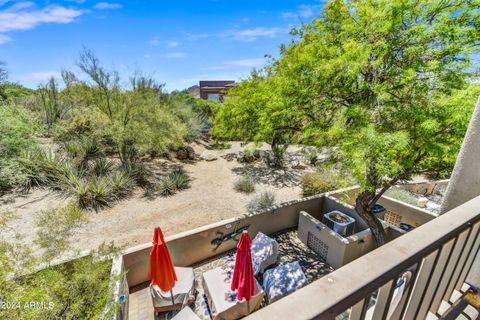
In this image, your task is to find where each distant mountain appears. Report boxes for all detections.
[186,85,200,97]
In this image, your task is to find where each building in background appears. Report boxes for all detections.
[199,80,235,101]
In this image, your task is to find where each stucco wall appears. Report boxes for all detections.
[122,195,325,287]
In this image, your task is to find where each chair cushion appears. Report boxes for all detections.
[263,261,306,303]
[251,232,279,275]
[150,267,196,308]
[202,267,264,320]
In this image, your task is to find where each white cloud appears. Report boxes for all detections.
[94,2,122,10]
[19,71,61,82]
[183,27,285,42]
[160,52,187,59]
[0,34,11,44]
[223,58,265,68]
[227,27,282,41]
[167,41,179,48]
[149,37,160,46]
[143,53,151,59]
[0,3,85,32]
[282,2,324,20]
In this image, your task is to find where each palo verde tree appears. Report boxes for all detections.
[214,69,318,167]
[218,0,480,245]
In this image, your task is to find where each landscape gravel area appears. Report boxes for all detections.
[0,142,312,254]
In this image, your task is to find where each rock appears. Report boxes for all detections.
[201,151,218,161]
[176,146,196,160]
[291,163,307,170]
[176,149,188,160]
[417,197,429,208]
[186,146,196,160]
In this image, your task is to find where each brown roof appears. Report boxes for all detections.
[199,80,235,89]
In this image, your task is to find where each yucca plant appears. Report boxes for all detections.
[124,161,151,188]
[158,178,176,196]
[233,176,255,194]
[17,149,45,190]
[89,158,116,178]
[110,172,135,198]
[168,168,189,190]
[247,190,276,213]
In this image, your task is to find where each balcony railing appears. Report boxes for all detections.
[246,195,480,320]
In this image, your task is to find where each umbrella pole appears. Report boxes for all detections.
[170,289,175,306]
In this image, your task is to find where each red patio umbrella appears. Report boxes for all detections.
[149,227,177,303]
[231,230,255,303]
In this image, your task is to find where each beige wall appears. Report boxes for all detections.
[122,186,434,288]
[298,211,403,269]
[123,196,325,287]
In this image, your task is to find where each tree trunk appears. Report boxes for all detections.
[355,190,386,246]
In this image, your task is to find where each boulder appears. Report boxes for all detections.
[176,146,196,160]
[201,151,218,161]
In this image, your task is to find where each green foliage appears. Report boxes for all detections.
[157,168,190,196]
[34,77,72,133]
[0,105,39,192]
[219,0,480,243]
[384,188,419,206]
[34,203,87,262]
[233,176,256,194]
[158,177,177,196]
[1,205,122,320]
[168,168,190,190]
[301,171,346,197]
[247,190,276,212]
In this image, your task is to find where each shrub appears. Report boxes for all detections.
[34,203,86,261]
[384,188,418,206]
[158,178,176,196]
[301,171,343,197]
[247,190,276,212]
[109,171,135,198]
[124,161,151,188]
[233,176,256,194]
[168,168,189,190]
[89,158,116,177]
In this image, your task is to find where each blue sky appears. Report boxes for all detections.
[0,0,325,91]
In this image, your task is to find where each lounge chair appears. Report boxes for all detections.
[150,266,196,314]
[202,267,264,320]
[251,232,279,275]
[171,307,201,320]
[263,261,307,303]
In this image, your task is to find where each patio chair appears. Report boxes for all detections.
[150,266,196,314]
[251,232,279,275]
[202,267,264,320]
[263,261,307,304]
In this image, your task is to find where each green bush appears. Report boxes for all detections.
[109,171,135,198]
[158,178,177,196]
[0,105,39,192]
[233,176,256,193]
[168,168,190,190]
[247,190,276,212]
[384,188,418,206]
[89,158,116,177]
[301,171,342,197]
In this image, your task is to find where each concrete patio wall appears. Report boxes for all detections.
[122,195,326,287]
[122,186,434,288]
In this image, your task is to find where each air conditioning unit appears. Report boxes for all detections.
[322,210,356,237]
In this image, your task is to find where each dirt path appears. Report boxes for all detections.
[0,142,310,253]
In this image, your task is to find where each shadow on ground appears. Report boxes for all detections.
[232,163,304,188]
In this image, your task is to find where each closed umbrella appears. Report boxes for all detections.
[231,230,255,308]
[149,227,177,304]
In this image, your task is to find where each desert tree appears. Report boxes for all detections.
[216,0,480,245]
